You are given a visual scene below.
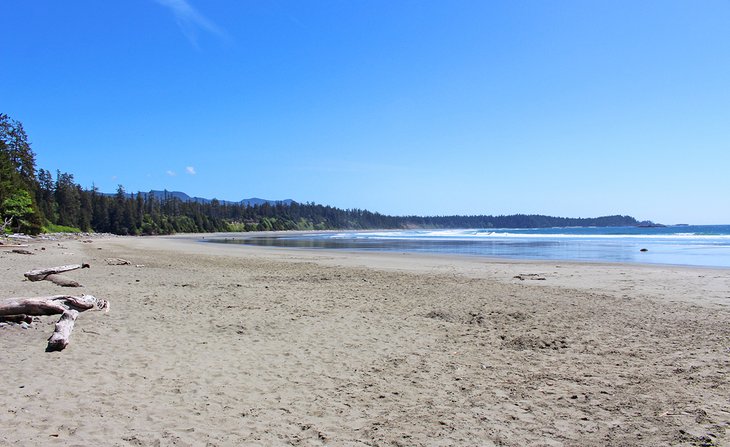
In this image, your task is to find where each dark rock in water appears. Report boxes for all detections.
[637,221,667,228]
[640,248,648,252]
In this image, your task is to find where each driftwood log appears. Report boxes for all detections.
[24,263,89,287]
[0,295,109,351]
[25,264,90,281]
[0,294,108,315]
[47,310,79,351]
[43,274,82,287]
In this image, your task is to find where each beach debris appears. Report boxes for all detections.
[11,248,33,255]
[105,257,131,265]
[48,310,80,350]
[0,217,12,233]
[0,294,109,351]
[43,274,82,287]
[513,273,546,281]
[25,263,90,280]
[24,263,89,287]
[8,234,32,240]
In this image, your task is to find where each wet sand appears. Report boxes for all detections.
[1,234,728,446]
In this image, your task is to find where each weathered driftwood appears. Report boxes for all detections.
[105,258,131,265]
[47,310,79,351]
[0,216,12,233]
[0,244,30,249]
[44,274,82,287]
[12,249,33,255]
[0,295,108,351]
[0,294,108,316]
[25,263,90,281]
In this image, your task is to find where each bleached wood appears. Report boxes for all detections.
[0,295,108,316]
[24,264,89,281]
[47,310,79,351]
[0,217,12,232]
[1,295,108,351]
[44,274,82,287]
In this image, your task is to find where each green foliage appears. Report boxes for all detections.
[2,189,39,233]
[2,189,33,217]
[226,222,247,232]
[43,223,82,233]
[0,114,43,234]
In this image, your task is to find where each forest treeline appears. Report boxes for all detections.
[1,114,640,235]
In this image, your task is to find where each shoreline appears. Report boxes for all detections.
[178,232,730,307]
[197,229,730,270]
[1,234,728,446]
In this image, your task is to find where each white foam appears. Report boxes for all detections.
[323,229,730,242]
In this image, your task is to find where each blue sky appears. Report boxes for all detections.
[2,1,729,224]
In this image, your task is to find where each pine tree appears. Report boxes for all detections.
[0,114,42,233]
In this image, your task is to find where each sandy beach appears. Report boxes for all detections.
[1,233,728,446]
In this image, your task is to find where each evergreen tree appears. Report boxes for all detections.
[0,115,42,233]
[36,168,55,221]
[0,114,37,185]
[54,171,81,228]
[91,187,110,232]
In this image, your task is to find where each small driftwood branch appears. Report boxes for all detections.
[25,263,90,281]
[44,274,82,287]
[47,310,79,351]
[0,216,12,233]
[105,258,131,265]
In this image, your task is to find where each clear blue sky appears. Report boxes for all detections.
[2,1,729,224]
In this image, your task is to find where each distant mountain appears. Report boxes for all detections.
[145,190,210,203]
[106,190,293,207]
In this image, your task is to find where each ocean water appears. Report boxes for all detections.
[211,225,730,268]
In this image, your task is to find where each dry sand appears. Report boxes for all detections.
[1,233,729,446]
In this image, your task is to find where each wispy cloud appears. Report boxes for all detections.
[154,0,226,47]
[186,166,196,175]
[166,170,177,176]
